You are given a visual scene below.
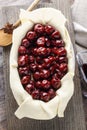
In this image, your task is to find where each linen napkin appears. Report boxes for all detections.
[71,0,87,48]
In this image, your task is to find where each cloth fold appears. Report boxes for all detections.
[71,0,87,48]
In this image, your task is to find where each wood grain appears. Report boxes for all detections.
[2,0,86,130]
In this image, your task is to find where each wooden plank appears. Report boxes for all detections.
[2,1,86,130]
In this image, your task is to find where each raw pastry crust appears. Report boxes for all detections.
[10,8,75,120]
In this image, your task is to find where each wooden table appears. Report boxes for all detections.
[0,0,86,130]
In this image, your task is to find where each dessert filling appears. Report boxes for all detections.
[18,23,68,102]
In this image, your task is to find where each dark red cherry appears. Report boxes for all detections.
[37,64,43,71]
[32,48,38,56]
[34,23,44,34]
[18,67,29,76]
[29,63,37,72]
[29,55,34,63]
[52,72,62,80]
[45,38,51,47]
[32,90,40,100]
[57,47,67,56]
[40,92,50,102]
[44,58,51,65]
[51,40,64,47]
[37,47,47,56]
[43,57,53,68]
[45,25,54,35]
[40,69,50,79]
[51,30,61,39]
[48,56,55,62]
[21,38,31,47]
[18,55,29,66]
[55,69,63,79]
[42,80,50,90]
[25,83,35,94]
[18,46,27,55]
[27,31,36,41]
[51,78,61,89]
[50,66,55,75]
[36,36,45,47]
[59,56,68,63]
[48,89,56,99]
[52,47,58,55]
[21,75,31,85]
[35,81,42,89]
[33,71,40,80]
[59,63,68,73]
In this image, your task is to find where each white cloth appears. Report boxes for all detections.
[0,0,33,6]
[10,8,75,120]
[71,0,87,48]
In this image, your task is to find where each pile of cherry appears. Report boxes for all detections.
[18,23,68,102]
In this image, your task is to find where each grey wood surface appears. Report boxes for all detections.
[1,0,86,130]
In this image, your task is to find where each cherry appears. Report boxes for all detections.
[52,47,58,55]
[51,30,61,39]
[51,78,61,89]
[29,63,37,72]
[42,80,50,90]
[51,40,64,47]
[59,56,68,63]
[45,38,51,47]
[29,55,34,63]
[40,69,50,79]
[48,56,55,62]
[59,63,68,73]
[40,92,50,102]
[21,75,31,85]
[18,67,29,76]
[18,46,27,55]
[57,47,67,56]
[33,71,40,80]
[32,90,40,100]
[34,23,44,34]
[32,48,38,56]
[37,47,47,56]
[53,72,62,80]
[43,58,51,68]
[27,31,36,41]
[36,36,45,47]
[50,66,55,75]
[55,69,63,79]
[25,83,35,94]
[48,88,56,99]
[45,25,54,35]
[18,55,29,66]
[37,64,43,71]
[35,81,42,89]
[21,38,31,47]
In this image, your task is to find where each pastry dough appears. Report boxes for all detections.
[10,8,75,120]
